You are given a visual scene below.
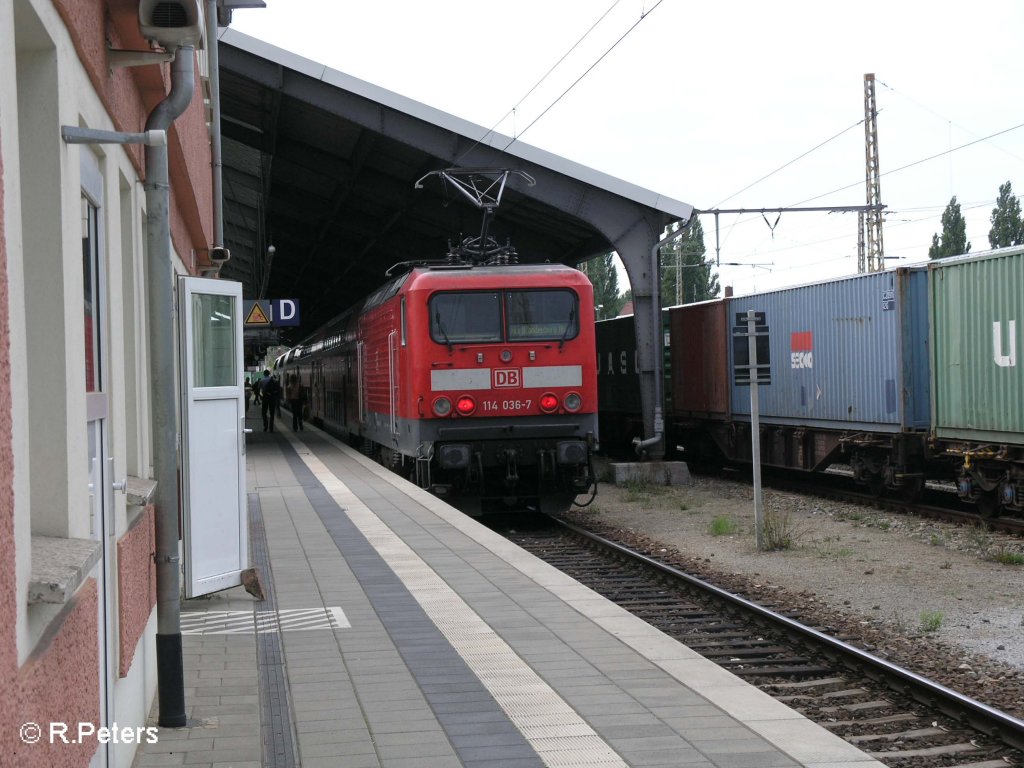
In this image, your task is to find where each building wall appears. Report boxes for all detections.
[117,506,156,679]
[0,582,100,768]
[0,0,215,764]
[51,0,214,271]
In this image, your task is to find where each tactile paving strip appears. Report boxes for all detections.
[283,434,630,768]
[249,494,299,768]
[180,607,351,634]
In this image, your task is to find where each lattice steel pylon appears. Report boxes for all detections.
[862,73,884,272]
[857,211,866,273]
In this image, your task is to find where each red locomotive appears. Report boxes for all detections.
[276,259,599,513]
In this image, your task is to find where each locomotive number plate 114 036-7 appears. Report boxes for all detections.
[481,399,533,412]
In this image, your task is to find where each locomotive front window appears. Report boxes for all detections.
[430,292,502,343]
[507,289,578,341]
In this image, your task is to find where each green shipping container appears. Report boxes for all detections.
[930,246,1024,441]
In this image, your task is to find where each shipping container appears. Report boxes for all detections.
[930,246,1024,442]
[595,310,671,450]
[727,267,930,432]
[595,314,644,447]
[668,299,730,417]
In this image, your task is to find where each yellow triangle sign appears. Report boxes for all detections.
[246,303,271,325]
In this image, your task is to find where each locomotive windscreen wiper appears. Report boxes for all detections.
[558,307,575,350]
[435,311,453,351]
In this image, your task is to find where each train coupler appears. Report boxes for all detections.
[502,449,520,487]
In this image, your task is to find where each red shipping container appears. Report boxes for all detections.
[668,299,729,417]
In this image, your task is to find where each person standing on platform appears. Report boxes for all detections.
[285,374,305,431]
[260,369,281,432]
[244,376,253,414]
[258,368,271,405]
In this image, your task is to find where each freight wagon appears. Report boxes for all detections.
[597,245,1024,517]
[929,246,1024,515]
[718,267,931,497]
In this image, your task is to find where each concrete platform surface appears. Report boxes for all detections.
[132,416,883,768]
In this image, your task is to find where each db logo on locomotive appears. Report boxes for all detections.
[493,368,522,388]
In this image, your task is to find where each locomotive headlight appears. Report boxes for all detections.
[500,349,513,363]
[456,395,476,416]
[563,392,582,412]
[539,393,559,413]
[432,396,452,417]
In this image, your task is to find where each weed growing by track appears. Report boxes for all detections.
[920,610,945,633]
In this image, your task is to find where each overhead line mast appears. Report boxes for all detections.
[696,75,889,274]
[861,72,885,272]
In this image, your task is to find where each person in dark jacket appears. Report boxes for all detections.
[285,374,305,431]
[260,369,281,432]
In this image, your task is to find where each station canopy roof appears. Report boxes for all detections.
[217,29,693,340]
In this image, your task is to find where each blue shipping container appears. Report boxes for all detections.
[727,268,930,432]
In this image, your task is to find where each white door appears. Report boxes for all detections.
[178,276,247,598]
[82,154,114,767]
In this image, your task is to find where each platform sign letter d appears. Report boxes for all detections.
[272,299,300,327]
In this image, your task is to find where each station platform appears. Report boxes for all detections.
[133,412,884,768]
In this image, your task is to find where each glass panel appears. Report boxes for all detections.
[429,292,502,343]
[82,197,101,392]
[191,293,236,387]
[507,289,578,341]
[87,420,101,538]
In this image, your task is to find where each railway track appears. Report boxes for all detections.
[714,464,1024,536]
[498,514,1024,768]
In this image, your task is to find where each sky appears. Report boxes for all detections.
[230,0,1024,298]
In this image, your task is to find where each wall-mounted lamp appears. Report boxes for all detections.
[259,244,277,299]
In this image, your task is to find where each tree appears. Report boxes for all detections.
[660,218,719,306]
[928,196,970,259]
[582,252,626,319]
[620,288,632,311]
[988,180,1023,248]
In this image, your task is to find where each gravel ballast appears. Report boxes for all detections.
[563,468,1024,717]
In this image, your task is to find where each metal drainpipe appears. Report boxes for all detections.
[145,45,195,729]
[633,225,688,458]
[203,0,226,277]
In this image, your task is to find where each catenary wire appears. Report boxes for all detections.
[501,0,667,151]
[713,118,866,209]
[712,120,1024,259]
[455,0,625,166]
[878,79,1024,165]
[711,117,867,252]
[713,105,1022,255]
[787,120,1024,208]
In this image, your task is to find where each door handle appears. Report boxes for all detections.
[107,457,127,494]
